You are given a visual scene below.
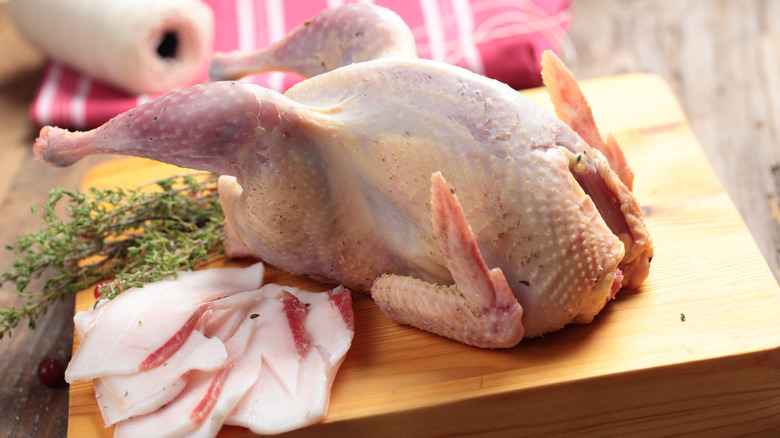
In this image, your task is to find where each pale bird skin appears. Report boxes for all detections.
[208,3,417,82]
[33,4,652,348]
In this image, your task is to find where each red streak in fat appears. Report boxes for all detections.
[328,287,355,331]
[190,361,235,424]
[139,304,212,370]
[279,291,310,356]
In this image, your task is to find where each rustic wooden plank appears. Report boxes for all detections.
[0,154,110,438]
[67,73,780,436]
[0,5,81,438]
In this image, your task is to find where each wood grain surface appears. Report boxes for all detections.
[3,2,780,437]
[67,74,780,436]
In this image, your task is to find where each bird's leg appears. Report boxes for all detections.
[33,81,315,174]
[371,172,524,348]
[209,4,416,82]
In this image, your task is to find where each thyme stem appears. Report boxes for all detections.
[0,173,225,339]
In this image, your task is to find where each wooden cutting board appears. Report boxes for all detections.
[67,74,780,437]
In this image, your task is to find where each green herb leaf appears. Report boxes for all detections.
[0,173,225,339]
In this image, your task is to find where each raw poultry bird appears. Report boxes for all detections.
[33,4,653,348]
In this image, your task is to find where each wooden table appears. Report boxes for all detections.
[1,1,779,436]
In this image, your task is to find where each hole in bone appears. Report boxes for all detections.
[157,31,179,59]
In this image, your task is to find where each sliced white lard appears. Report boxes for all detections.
[227,285,355,434]
[113,301,263,438]
[66,263,264,382]
[94,330,227,426]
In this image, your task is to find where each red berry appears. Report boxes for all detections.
[37,357,65,387]
[93,282,110,299]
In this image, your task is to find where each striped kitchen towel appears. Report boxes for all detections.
[30,0,570,129]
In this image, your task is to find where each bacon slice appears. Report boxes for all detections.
[93,330,227,426]
[139,303,213,371]
[66,263,264,382]
[113,307,261,438]
[68,262,355,437]
[227,285,355,435]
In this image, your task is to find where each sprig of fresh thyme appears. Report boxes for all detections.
[0,174,225,339]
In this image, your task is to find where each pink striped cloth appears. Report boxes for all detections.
[31,0,570,129]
